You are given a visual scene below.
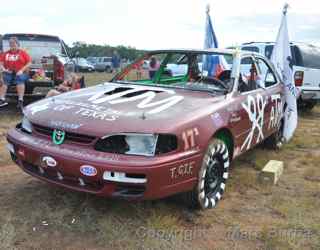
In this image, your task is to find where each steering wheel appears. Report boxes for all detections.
[196,76,229,90]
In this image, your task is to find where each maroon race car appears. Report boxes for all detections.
[7,49,285,209]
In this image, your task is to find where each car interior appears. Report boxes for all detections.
[115,52,233,93]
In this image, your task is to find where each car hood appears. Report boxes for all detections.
[25,82,226,137]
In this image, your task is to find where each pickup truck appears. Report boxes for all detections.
[1,33,75,100]
[239,42,320,110]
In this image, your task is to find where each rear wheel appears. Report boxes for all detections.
[264,119,284,150]
[298,99,317,111]
[184,139,230,209]
[304,100,317,110]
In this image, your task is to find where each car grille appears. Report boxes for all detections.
[32,123,96,144]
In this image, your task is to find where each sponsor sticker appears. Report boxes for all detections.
[211,112,224,127]
[52,129,66,145]
[80,165,97,177]
[42,156,57,168]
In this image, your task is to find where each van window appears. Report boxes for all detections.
[265,45,273,59]
[265,44,303,67]
[298,44,320,69]
[241,46,259,53]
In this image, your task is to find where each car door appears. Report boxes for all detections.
[255,56,284,138]
[230,56,269,154]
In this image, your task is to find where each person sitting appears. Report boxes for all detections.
[32,68,49,81]
[46,73,82,97]
[188,55,201,82]
[0,37,32,109]
[149,56,160,79]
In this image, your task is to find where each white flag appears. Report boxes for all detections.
[271,4,298,142]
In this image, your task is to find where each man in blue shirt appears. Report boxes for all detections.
[111,51,120,73]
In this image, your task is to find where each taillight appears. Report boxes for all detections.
[54,59,64,83]
[294,71,304,86]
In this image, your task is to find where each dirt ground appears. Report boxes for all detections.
[0,73,319,250]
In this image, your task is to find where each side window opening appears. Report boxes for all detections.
[241,46,259,53]
[265,44,304,67]
[256,58,277,87]
[238,57,259,93]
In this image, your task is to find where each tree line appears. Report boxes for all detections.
[68,42,145,60]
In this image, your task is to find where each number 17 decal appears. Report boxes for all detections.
[182,128,199,150]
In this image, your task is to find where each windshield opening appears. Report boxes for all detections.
[113,51,234,94]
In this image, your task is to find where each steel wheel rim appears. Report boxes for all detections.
[204,156,224,196]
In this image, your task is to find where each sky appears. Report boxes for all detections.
[0,0,319,50]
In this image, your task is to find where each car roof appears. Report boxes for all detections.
[3,33,60,40]
[147,48,264,58]
[241,41,317,47]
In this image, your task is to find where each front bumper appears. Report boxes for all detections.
[7,128,203,200]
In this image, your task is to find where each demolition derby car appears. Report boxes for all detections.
[7,49,285,209]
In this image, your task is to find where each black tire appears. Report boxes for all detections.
[184,138,230,209]
[105,66,112,73]
[263,119,284,150]
[298,99,317,111]
[304,100,317,110]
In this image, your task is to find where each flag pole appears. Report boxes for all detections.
[283,3,289,15]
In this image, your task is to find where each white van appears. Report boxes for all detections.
[1,33,75,99]
[238,42,320,110]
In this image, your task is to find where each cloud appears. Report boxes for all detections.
[0,0,319,49]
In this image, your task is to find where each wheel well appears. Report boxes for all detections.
[213,128,234,160]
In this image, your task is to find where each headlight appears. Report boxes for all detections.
[94,133,178,156]
[95,133,158,157]
[21,116,32,134]
[125,134,158,156]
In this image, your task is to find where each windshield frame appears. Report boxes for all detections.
[112,50,236,95]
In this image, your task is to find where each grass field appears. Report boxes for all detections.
[0,72,319,250]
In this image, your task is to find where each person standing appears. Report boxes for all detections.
[0,50,3,88]
[0,37,31,109]
[111,51,120,73]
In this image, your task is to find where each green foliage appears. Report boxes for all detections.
[67,41,145,60]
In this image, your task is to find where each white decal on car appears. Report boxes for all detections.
[88,86,184,114]
[269,94,283,129]
[75,108,119,121]
[30,103,50,115]
[170,162,195,179]
[49,121,83,130]
[182,128,200,151]
[241,94,267,151]
[211,112,224,127]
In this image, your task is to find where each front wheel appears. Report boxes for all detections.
[184,139,230,209]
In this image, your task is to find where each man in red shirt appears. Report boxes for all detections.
[0,37,31,109]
